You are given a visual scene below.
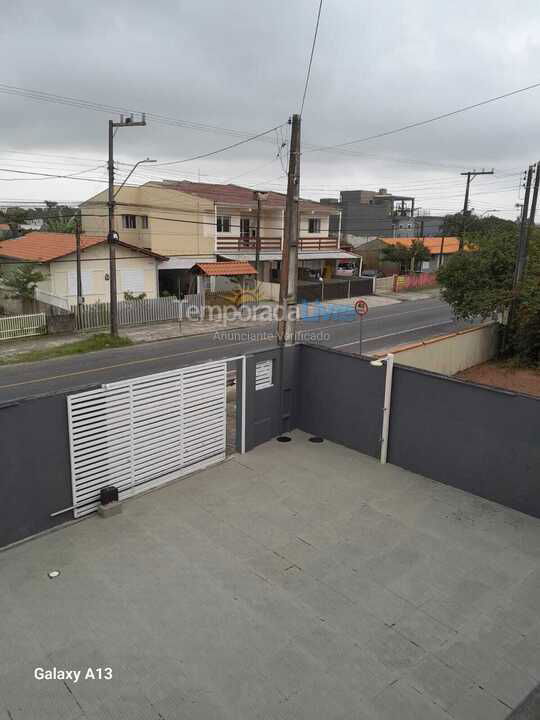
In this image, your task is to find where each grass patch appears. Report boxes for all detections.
[0,333,133,365]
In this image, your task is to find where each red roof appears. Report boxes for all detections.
[0,223,10,231]
[0,232,167,262]
[158,181,336,213]
[382,236,460,255]
[193,261,257,276]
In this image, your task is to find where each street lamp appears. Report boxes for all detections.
[370,353,394,464]
[108,158,156,336]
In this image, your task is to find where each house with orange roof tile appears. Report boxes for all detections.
[0,232,168,306]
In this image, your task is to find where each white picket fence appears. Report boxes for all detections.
[74,295,205,331]
[0,312,47,340]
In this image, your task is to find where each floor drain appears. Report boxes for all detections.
[277,436,292,443]
[309,436,324,443]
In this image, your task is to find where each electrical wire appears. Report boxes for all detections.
[153,123,286,167]
[300,0,323,116]
[307,81,540,153]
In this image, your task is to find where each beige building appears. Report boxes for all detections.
[0,232,166,306]
[80,180,354,295]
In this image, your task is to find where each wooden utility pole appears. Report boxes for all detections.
[277,114,301,345]
[75,211,83,328]
[459,169,494,249]
[108,114,146,336]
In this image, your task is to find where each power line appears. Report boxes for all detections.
[154,123,286,167]
[0,166,108,183]
[300,0,323,116]
[307,81,540,153]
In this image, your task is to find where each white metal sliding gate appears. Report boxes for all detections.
[67,360,228,517]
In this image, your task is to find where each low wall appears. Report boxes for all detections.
[383,322,499,375]
[296,345,385,458]
[373,275,395,294]
[294,343,540,519]
[389,365,540,518]
[0,394,74,548]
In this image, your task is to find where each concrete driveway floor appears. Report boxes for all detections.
[1,431,540,719]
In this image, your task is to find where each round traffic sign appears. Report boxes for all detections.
[354,299,369,316]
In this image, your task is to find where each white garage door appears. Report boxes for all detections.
[67,360,227,517]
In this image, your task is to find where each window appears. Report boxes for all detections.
[256,360,273,390]
[216,215,231,233]
[121,269,145,293]
[140,215,149,229]
[122,214,137,229]
[308,218,321,234]
[68,271,93,296]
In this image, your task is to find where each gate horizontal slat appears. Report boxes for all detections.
[67,359,228,517]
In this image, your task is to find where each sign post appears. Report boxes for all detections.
[354,299,369,355]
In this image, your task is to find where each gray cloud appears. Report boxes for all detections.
[1,0,539,217]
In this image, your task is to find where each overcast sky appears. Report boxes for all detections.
[1,0,540,219]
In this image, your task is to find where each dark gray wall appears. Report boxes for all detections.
[244,346,299,452]
[0,394,73,548]
[296,344,385,458]
[388,366,540,518]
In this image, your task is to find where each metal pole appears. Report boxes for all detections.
[359,314,363,356]
[380,353,394,464]
[108,119,118,336]
[460,172,471,249]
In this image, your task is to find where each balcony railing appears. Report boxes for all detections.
[216,236,340,253]
[298,237,339,250]
[216,237,282,252]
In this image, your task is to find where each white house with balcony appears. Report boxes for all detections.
[80,180,356,297]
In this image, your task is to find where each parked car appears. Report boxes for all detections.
[335,262,356,277]
[361,269,385,278]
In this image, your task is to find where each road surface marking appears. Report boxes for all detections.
[333,320,456,349]
[0,304,451,393]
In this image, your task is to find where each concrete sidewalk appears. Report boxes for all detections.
[1,431,539,719]
[0,306,277,360]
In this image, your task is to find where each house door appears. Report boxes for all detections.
[240,217,251,240]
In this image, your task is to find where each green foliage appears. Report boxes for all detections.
[42,202,77,232]
[0,333,133,366]
[123,291,147,301]
[441,212,516,237]
[437,224,540,363]
[0,264,48,300]
[382,239,431,273]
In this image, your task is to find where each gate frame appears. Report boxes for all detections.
[61,355,247,518]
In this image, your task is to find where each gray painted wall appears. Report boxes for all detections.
[388,366,540,518]
[296,344,385,458]
[0,394,73,548]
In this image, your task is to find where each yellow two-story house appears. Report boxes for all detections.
[81,180,351,296]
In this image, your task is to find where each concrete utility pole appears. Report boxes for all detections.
[254,191,268,280]
[75,211,83,328]
[505,163,535,351]
[513,164,535,288]
[108,114,146,336]
[277,114,301,345]
[459,169,494,249]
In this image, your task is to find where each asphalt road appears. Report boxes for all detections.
[0,298,466,403]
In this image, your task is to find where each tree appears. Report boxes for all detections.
[42,201,77,232]
[382,239,431,273]
[437,225,540,363]
[0,265,48,311]
[0,207,28,235]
